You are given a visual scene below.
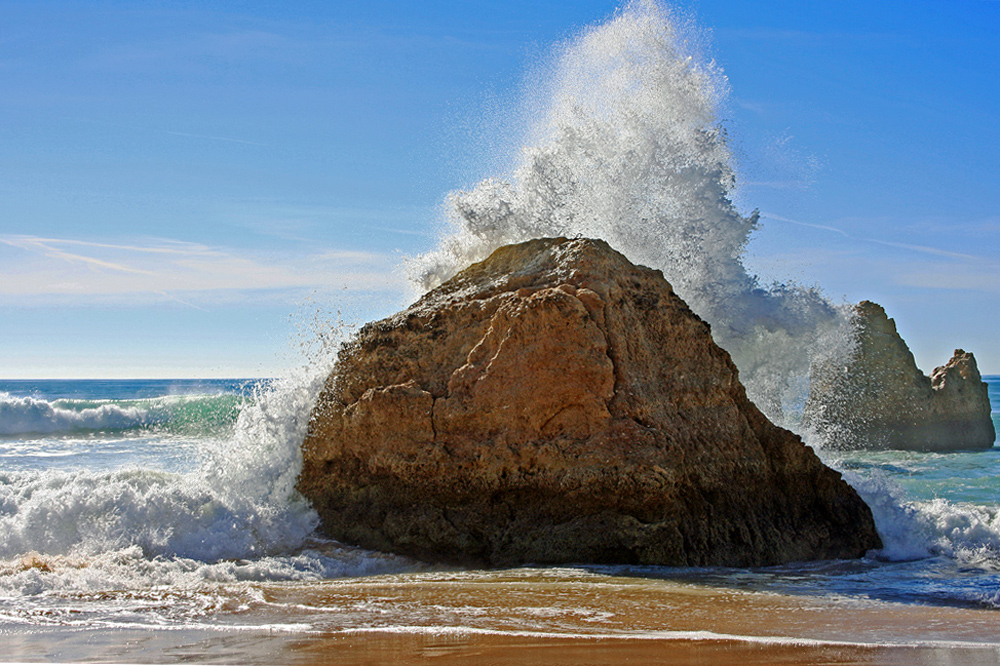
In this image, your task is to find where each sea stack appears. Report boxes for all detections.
[298,237,880,567]
[804,300,995,451]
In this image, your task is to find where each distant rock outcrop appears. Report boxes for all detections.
[298,238,881,567]
[804,300,995,451]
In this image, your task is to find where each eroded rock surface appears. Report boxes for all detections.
[298,238,881,567]
[804,300,995,451]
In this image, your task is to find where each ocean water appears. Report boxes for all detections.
[0,377,423,635]
[1,376,999,656]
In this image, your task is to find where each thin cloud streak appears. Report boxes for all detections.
[4,235,220,256]
[864,239,980,262]
[154,291,211,312]
[760,212,987,261]
[0,234,405,302]
[895,266,1000,293]
[756,213,1000,297]
[742,180,812,190]
[760,212,850,237]
[2,237,158,275]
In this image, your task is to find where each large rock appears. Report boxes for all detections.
[298,238,880,567]
[803,300,995,451]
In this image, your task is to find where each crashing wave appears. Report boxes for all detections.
[0,392,243,437]
[406,0,848,423]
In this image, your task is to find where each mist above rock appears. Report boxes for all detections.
[299,237,880,567]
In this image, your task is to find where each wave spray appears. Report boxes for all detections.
[408,0,846,422]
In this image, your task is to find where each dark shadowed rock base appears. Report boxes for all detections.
[298,238,881,567]
[804,300,995,452]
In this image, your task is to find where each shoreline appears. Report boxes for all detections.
[5,568,1000,665]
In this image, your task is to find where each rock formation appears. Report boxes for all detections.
[803,300,995,451]
[298,237,881,567]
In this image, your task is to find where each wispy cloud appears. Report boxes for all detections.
[758,212,1000,294]
[760,212,850,237]
[732,97,771,116]
[78,29,302,72]
[63,116,272,150]
[223,203,437,242]
[864,239,980,262]
[76,22,505,80]
[760,212,988,259]
[4,236,218,256]
[153,290,211,312]
[742,180,812,190]
[0,235,405,305]
[902,217,1000,237]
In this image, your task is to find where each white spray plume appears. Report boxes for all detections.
[407,0,847,422]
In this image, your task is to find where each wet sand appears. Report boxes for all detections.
[287,632,998,666]
[7,626,999,666]
[5,568,1000,665]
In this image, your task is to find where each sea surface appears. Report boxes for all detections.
[1,376,999,661]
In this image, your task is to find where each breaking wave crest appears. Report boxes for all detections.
[0,392,244,438]
[844,468,1000,567]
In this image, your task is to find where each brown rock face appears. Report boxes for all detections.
[803,300,995,451]
[298,238,881,567]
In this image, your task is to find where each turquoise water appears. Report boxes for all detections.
[830,377,1000,507]
[0,379,260,473]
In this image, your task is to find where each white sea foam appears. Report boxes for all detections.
[0,308,393,601]
[0,542,419,600]
[842,467,1000,572]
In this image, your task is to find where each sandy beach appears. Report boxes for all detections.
[11,631,991,666]
[5,568,999,665]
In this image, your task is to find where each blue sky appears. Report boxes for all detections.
[1,0,998,378]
